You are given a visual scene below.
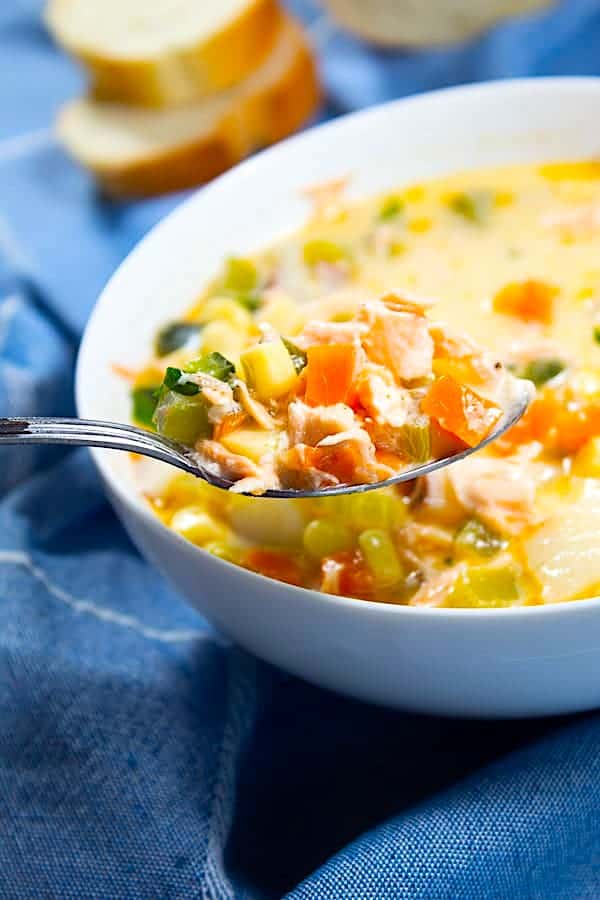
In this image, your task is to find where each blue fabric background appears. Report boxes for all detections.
[1,1,600,897]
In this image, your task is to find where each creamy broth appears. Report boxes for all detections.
[132,162,600,607]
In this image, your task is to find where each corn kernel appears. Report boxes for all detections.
[358,529,404,588]
[303,519,353,560]
[170,507,229,545]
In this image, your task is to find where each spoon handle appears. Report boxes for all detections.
[0,416,199,475]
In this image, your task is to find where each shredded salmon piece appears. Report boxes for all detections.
[197,440,261,481]
[359,299,434,381]
[448,456,539,535]
[234,380,278,431]
[287,400,356,446]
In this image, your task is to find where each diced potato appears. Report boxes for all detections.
[170,507,229,545]
[572,437,600,477]
[220,428,280,463]
[200,320,248,359]
[526,484,600,602]
[198,297,254,331]
[256,291,303,334]
[240,339,298,401]
[226,496,305,546]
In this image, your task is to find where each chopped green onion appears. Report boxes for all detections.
[223,257,258,293]
[454,518,505,559]
[396,419,431,463]
[378,195,405,222]
[303,519,353,559]
[358,529,404,588]
[449,190,493,225]
[154,321,202,357]
[183,352,236,383]
[520,358,565,386]
[160,366,200,396]
[131,386,159,428]
[282,337,307,374]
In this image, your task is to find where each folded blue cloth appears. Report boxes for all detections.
[1,1,600,896]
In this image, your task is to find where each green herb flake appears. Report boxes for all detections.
[594,326,600,344]
[154,321,202,357]
[449,190,494,225]
[521,358,565,387]
[183,351,236,383]
[282,338,307,374]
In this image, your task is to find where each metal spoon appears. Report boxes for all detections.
[0,378,533,499]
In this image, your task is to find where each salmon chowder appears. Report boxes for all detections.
[127,162,600,608]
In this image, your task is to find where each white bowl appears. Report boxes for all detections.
[77,78,600,718]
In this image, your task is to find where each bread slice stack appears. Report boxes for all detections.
[47,0,320,197]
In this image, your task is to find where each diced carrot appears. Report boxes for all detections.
[311,443,364,483]
[429,420,468,459]
[244,549,304,586]
[555,404,600,454]
[492,280,558,325]
[493,387,600,456]
[322,550,375,599]
[304,343,358,406]
[432,356,486,386]
[375,450,405,472]
[421,376,502,447]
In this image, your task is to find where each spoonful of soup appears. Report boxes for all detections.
[0,293,533,497]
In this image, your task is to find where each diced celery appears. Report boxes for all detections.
[282,338,307,374]
[396,419,431,463]
[349,491,407,530]
[572,436,600,477]
[303,239,347,266]
[154,321,202,357]
[170,506,228,545]
[449,190,493,225]
[223,257,258,293]
[221,428,279,463]
[444,562,520,608]
[454,518,505,559]
[378,195,405,222]
[520,358,564,386]
[183,351,235,383]
[153,392,211,445]
[240,339,298,401]
[131,386,159,428]
[358,529,404,588]
[303,519,353,560]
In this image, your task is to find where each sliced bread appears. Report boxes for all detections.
[46,0,282,106]
[57,18,320,198]
[320,0,552,47]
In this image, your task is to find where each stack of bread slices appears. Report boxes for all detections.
[46,0,320,197]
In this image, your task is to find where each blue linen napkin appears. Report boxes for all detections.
[1,1,600,896]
